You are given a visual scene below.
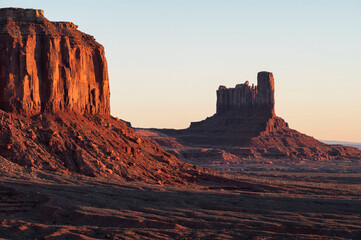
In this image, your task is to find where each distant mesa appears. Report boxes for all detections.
[0,8,110,115]
[176,71,292,147]
[139,71,361,162]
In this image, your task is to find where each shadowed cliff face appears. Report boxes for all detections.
[0,8,110,115]
[216,71,275,118]
[182,71,282,146]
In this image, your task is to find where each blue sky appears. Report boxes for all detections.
[2,0,361,142]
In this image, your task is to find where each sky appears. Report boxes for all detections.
[2,0,361,142]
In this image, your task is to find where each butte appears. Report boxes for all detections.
[0,8,215,185]
[137,72,361,164]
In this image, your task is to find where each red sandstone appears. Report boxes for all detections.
[0,8,110,115]
[0,8,212,184]
[139,72,361,162]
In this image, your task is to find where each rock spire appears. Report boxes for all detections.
[216,71,275,117]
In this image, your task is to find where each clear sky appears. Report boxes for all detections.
[2,0,361,142]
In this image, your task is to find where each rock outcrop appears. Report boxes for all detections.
[185,71,288,146]
[139,72,361,164]
[216,71,275,117]
[0,8,110,115]
[0,110,216,184]
[0,8,216,185]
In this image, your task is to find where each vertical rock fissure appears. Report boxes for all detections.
[216,72,275,118]
[0,8,110,116]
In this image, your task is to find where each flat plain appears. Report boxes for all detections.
[0,156,360,240]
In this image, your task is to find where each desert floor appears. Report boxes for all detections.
[0,157,360,240]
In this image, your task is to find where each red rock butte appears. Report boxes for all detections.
[0,8,216,184]
[216,71,275,118]
[0,8,110,115]
[183,71,289,146]
[142,72,361,161]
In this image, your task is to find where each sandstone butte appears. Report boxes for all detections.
[139,72,361,162]
[0,8,215,185]
[0,8,109,115]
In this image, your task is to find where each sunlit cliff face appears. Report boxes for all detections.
[0,8,110,115]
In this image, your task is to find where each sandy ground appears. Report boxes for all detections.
[188,157,361,173]
[0,157,360,240]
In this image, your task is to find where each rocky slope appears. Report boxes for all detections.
[0,8,213,184]
[0,110,213,184]
[138,72,361,165]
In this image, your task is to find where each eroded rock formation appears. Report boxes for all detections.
[139,72,361,163]
[0,8,110,115]
[0,8,215,184]
[185,71,283,145]
[0,110,216,184]
[216,71,275,117]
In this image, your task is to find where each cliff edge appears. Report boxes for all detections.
[0,8,110,115]
[0,8,216,185]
